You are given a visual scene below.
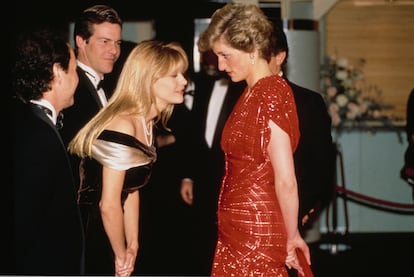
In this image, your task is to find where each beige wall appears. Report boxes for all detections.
[325,0,414,119]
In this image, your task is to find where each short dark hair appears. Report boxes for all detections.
[73,5,122,49]
[270,24,289,72]
[13,28,71,103]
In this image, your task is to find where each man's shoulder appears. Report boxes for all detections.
[228,80,246,93]
[288,81,326,106]
[72,72,97,105]
[289,81,321,97]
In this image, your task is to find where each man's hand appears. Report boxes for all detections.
[180,178,194,205]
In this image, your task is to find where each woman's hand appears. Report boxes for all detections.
[115,248,136,277]
[285,234,311,276]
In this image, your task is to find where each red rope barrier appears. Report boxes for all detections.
[336,186,414,210]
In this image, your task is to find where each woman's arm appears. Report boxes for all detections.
[267,120,310,273]
[121,190,139,274]
[267,120,299,240]
[100,166,131,275]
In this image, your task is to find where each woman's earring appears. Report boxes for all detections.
[250,54,255,65]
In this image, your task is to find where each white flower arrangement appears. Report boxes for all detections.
[320,55,393,127]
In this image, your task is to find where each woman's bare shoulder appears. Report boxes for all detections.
[106,114,136,137]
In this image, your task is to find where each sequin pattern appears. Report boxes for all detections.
[211,75,300,277]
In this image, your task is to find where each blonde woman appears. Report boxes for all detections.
[198,3,310,276]
[69,40,188,276]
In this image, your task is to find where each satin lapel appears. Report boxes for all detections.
[30,104,55,128]
[77,67,104,109]
[30,104,66,148]
[193,76,216,136]
[212,81,245,148]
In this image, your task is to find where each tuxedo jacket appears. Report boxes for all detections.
[188,73,245,216]
[13,99,84,275]
[289,80,336,225]
[60,67,106,189]
[60,67,105,147]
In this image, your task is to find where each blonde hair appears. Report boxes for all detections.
[197,3,274,61]
[68,40,188,158]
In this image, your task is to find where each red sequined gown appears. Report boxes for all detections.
[211,75,300,277]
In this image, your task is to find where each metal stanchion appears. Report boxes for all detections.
[320,143,351,254]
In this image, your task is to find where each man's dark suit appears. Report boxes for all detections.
[289,81,336,231]
[13,100,85,275]
[59,67,107,232]
[60,67,105,147]
[136,104,196,276]
[187,73,245,275]
[60,67,106,191]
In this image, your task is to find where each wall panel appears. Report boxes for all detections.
[325,0,414,119]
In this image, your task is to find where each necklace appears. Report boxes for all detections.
[141,116,153,146]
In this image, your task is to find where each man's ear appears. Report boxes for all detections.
[276,51,286,66]
[75,35,86,48]
[52,63,63,85]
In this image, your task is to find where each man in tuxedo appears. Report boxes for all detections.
[268,27,336,234]
[179,50,245,275]
[59,5,122,193]
[12,28,84,275]
[135,103,197,276]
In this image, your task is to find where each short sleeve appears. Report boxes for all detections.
[259,76,300,151]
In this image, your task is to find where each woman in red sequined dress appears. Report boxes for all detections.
[197,3,311,276]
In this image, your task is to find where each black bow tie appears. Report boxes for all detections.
[97,80,104,90]
[185,89,194,96]
[82,69,104,91]
[34,104,64,129]
[56,113,64,130]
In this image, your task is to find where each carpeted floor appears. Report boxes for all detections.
[134,232,413,277]
[303,232,414,277]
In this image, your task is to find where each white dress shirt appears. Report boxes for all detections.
[30,99,58,125]
[77,61,108,106]
[205,79,228,148]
